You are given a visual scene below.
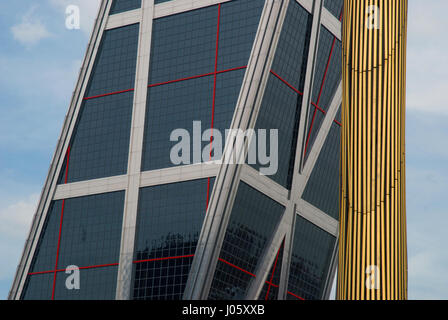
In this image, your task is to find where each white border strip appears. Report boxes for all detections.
[297,198,338,236]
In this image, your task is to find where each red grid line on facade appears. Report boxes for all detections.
[217,256,305,300]
[82,66,247,100]
[51,145,70,300]
[28,254,197,277]
[287,290,305,300]
[148,66,247,89]
[206,3,222,210]
[133,254,195,264]
[29,252,303,300]
[32,5,342,299]
[263,280,305,300]
[83,88,135,100]
[270,70,304,95]
[269,70,340,127]
[218,258,257,278]
[150,72,215,88]
[29,263,119,276]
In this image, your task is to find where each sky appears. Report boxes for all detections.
[0,0,447,300]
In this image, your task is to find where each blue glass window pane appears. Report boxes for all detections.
[287,216,335,300]
[142,77,214,171]
[271,0,313,90]
[149,6,217,84]
[58,92,133,183]
[28,202,62,273]
[142,69,245,171]
[132,178,214,300]
[217,0,265,70]
[24,266,118,300]
[213,68,246,143]
[155,0,173,4]
[54,266,118,300]
[324,0,343,19]
[22,273,53,300]
[209,182,285,300]
[302,121,341,220]
[110,0,141,15]
[56,192,125,268]
[85,24,139,98]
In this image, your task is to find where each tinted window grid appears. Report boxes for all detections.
[85,24,139,98]
[149,6,218,85]
[142,76,214,171]
[132,179,214,300]
[22,273,53,300]
[208,182,284,300]
[54,266,118,300]
[287,216,335,300]
[58,91,133,184]
[271,0,313,90]
[250,75,302,188]
[110,0,141,15]
[28,202,62,273]
[217,0,265,70]
[302,120,341,220]
[56,192,125,268]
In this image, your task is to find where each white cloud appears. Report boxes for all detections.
[0,194,38,291]
[0,194,38,240]
[10,7,52,47]
[0,56,83,151]
[49,0,101,35]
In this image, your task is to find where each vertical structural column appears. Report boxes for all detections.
[338,0,408,300]
[116,0,154,300]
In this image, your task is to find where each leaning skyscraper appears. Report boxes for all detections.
[10,0,344,300]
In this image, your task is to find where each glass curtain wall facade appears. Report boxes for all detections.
[10,0,343,300]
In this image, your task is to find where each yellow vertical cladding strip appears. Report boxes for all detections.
[338,0,408,300]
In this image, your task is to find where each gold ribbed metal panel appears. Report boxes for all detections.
[337,0,408,300]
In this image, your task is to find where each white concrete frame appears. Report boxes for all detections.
[106,0,342,40]
[9,0,344,300]
[115,0,154,300]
